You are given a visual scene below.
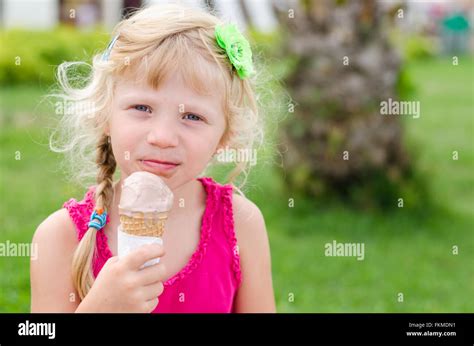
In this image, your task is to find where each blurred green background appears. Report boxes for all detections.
[0,0,473,312]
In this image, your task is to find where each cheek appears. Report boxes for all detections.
[182,127,223,165]
[109,116,144,164]
[182,128,223,156]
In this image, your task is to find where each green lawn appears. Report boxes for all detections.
[0,57,473,312]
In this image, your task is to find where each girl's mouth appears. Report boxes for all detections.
[138,159,180,176]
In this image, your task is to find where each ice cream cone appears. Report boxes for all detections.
[118,211,168,238]
[117,171,174,266]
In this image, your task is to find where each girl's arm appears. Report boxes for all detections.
[31,210,167,313]
[232,195,276,313]
[30,209,81,312]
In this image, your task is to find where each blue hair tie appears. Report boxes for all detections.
[102,34,119,62]
[88,209,107,231]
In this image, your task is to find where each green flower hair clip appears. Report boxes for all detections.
[215,24,255,80]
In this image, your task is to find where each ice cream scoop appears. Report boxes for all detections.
[117,171,174,267]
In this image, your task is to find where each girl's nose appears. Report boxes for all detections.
[146,116,179,148]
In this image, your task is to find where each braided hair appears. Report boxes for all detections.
[71,134,116,300]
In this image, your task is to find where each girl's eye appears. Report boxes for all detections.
[183,113,203,122]
[133,105,152,113]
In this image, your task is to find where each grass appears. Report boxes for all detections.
[0,56,473,312]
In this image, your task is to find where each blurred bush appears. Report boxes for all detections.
[390,30,438,61]
[403,35,437,60]
[0,26,108,87]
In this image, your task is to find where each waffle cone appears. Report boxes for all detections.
[119,211,168,238]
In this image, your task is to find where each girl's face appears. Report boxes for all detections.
[107,72,227,190]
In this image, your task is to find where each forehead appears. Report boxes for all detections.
[114,49,227,116]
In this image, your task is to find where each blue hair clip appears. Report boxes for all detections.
[102,34,120,62]
[88,209,107,231]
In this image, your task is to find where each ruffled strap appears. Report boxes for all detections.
[220,183,242,287]
[62,187,96,241]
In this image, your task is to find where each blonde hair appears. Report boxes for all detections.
[49,4,265,300]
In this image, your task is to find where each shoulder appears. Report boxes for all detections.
[231,193,268,258]
[33,208,78,247]
[32,208,79,268]
[230,193,276,312]
[31,209,80,312]
[232,193,266,233]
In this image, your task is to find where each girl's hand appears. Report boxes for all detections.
[76,243,167,313]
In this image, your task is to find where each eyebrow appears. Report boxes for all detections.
[119,93,156,106]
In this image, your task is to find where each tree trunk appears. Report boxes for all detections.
[276,0,415,208]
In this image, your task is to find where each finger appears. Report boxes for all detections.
[137,262,167,286]
[142,281,165,301]
[145,297,159,312]
[105,256,120,266]
[124,243,165,270]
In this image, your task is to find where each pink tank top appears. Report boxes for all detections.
[63,177,242,313]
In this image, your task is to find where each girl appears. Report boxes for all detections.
[31,4,275,313]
